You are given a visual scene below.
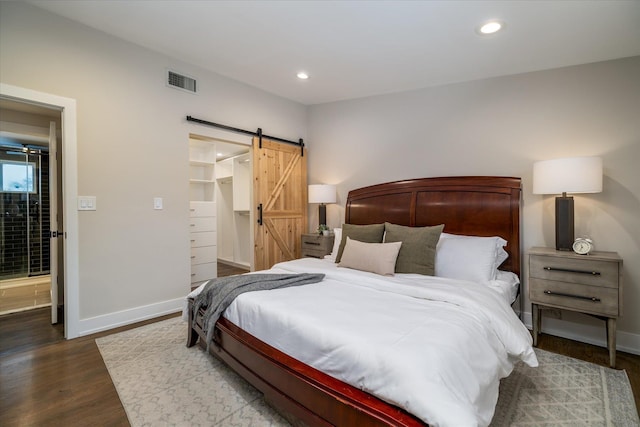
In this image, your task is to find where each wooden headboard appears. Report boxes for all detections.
[345,176,522,277]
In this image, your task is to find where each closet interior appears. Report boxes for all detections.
[188,135,251,286]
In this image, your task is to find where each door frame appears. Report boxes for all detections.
[0,83,79,339]
[49,120,58,324]
[186,124,254,273]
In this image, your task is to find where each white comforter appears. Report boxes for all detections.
[190,258,538,426]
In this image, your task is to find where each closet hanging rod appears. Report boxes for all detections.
[186,115,304,156]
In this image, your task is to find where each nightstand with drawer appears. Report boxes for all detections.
[528,246,623,367]
[301,233,335,259]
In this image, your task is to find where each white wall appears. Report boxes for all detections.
[2,2,638,352]
[308,56,640,353]
[0,2,306,334]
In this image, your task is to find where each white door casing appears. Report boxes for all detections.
[0,83,79,338]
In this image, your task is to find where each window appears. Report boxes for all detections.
[1,160,35,193]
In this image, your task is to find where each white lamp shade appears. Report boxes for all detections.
[308,184,336,204]
[533,156,603,195]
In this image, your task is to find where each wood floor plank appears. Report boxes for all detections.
[0,261,247,426]
[0,311,178,427]
[217,261,249,277]
[0,308,63,357]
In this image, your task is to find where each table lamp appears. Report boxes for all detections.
[533,156,602,251]
[308,184,336,229]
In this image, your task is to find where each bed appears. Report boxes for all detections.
[186,176,537,426]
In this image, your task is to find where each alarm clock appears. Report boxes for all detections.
[572,237,594,255]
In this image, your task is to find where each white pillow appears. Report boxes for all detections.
[326,228,342,262]
[435,233,508,283]
[441,233,508,270]
[338,237,402,276]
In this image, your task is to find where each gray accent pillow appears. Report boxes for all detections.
[384,222,444,275]
[335,223,385,263]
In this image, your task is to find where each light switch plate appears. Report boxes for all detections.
[154,197,163,210]
[78,196,96,211]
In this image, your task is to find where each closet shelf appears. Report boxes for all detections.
[189,179,215,184]
[189,159,216,167]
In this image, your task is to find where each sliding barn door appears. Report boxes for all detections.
[253,137,307,271]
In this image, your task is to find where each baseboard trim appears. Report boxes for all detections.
[77,298,183,337]
[522,311,640,356]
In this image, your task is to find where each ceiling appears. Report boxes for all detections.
[28,1,640,105]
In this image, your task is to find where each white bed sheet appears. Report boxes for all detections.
[324,254,520,306]
[490,270,520,305]
[190,258,537,426]
[183,260,519,321]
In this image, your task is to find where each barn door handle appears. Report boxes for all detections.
[257,203,263,226]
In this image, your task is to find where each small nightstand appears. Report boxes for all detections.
[529,247,623,367]
[301,233,335,259]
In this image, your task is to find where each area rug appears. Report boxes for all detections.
[96,317,639,426]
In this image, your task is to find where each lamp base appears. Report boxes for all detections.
[555,195,574,251]
[318,204,327,227]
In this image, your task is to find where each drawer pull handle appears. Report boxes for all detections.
[304,242,321,246]
[191,256,196,259]
[544,266,601,276]
[543,290,601,302]
[191,273,196,277]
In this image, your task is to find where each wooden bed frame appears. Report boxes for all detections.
[187,176,522,426]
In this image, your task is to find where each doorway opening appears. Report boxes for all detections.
[188,133,252,290]
[0,98,63,322]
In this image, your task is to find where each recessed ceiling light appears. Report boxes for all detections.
[297,72,309,80]
[478,21,504,35]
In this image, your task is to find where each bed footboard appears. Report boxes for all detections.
[186,299,425,427]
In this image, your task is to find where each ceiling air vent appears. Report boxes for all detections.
[167,70,197,94]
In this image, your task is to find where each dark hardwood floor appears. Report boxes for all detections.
[217,261,249,277]
[0,261,249,427]
[0,306,176,426]
[1,273,638,426]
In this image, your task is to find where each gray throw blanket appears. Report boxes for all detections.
[193,273,325,350]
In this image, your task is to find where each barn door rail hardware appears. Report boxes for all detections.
[186,116,304,156]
